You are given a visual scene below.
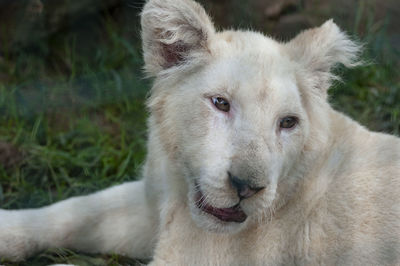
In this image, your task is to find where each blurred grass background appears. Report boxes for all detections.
[0,0,399,265]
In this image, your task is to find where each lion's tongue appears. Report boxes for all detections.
[195,191,247,223]
[202,203,247,223]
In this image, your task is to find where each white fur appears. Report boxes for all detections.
[1,0,399,264]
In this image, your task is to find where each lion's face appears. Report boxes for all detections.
[158,33,309,232]
[142,0,359,233]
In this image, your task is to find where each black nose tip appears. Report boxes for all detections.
[228,172,265,199]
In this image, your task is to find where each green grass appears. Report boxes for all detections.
[329,7,400,135]
[0,6,399,266]
[0,16,149,265]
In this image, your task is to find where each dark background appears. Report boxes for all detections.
[0,0,399,264]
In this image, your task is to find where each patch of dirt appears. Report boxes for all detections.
[203,0,400,53]
[92,111,121,137]
[0,141,24,170]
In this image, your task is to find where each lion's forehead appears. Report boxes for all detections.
[195,55,302,114]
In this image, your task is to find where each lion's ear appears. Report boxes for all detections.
[285,20,362,93]
[141,0,215,77]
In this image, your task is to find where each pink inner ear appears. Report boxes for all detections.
[161,41,189,68]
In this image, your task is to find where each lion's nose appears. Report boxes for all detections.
[228,172,265,199]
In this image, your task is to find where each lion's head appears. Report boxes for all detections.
[141,0,360,233]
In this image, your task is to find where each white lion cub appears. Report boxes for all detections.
[1,0,399,265]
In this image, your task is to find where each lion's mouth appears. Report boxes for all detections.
[194,187,247,223]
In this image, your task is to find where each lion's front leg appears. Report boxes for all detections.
[0,208,47,261]
[0,180,158,261]
[148,200,233,266]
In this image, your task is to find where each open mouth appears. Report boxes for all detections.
[194,186,247,223]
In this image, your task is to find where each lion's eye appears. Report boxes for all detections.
[280,116,298,129]
[212,97,230,112]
